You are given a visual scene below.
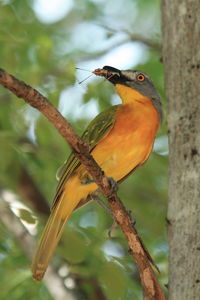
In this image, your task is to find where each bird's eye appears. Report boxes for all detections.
[137,73,145,82]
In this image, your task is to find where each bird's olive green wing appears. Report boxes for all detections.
[52,105,120,208]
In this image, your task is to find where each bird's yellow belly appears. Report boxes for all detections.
[91,102,159,181]
[92,127,155,181]
[68,102,159,199]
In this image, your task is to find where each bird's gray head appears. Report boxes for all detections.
[94,65,162,121]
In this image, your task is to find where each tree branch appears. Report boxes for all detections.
[77,34,160,62]
[104,25,161,51]
[0,68,166,300]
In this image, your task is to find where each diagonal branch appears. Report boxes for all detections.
[0,68,166,300]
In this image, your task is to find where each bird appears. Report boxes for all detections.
[32,65,162,281]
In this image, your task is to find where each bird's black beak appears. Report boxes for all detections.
[92,65,122,84]
[102,66,121,76]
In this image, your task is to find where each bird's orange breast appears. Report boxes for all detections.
[91,98,160,181]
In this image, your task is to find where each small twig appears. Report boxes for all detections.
[77,28,161,62]
[0,68,166,300]
[102,24,161,51]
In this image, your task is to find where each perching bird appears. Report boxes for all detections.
[32,65,162,281]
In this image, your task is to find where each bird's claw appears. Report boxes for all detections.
[107,177,118,192]
[128,210,136,226]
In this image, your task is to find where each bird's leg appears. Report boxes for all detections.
[90,195,119,238]
[108,220,118,238]
[90,195,113,216]
[96,196,118,238]
[84,177,118,237]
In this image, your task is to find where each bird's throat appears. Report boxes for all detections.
[115,84,148,104]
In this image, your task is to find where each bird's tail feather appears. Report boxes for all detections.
[32,186,81,281]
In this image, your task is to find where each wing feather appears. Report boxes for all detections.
[52,105,119,209]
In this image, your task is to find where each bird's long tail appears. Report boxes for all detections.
[32,176,84,281]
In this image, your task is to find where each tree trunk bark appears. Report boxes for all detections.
[161,1,200,300]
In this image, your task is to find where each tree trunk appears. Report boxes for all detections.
[161,1,200,300]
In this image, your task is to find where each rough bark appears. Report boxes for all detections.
[161,1,200,299]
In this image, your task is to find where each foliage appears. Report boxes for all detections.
[0,0,167,299]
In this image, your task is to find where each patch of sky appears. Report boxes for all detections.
[79,210,99,228]
[102,240,124,259]
[154,136,168,156]
[33,0,73,24]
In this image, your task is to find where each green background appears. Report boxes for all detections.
[0,0,167,299]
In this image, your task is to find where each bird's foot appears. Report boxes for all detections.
[107,177,118,192]
[81,178,94,185]
[92,195,118,237]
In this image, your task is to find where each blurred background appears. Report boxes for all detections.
[0,0,168,299]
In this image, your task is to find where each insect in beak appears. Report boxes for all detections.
[92,66,121,81]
